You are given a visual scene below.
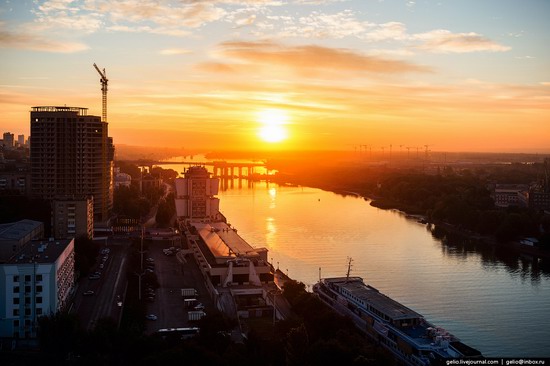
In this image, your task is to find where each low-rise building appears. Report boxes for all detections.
[493,184,528,208]
[0,220,44,262]
[0,238,75,340]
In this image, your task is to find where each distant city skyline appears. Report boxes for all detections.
[1,0,549,152]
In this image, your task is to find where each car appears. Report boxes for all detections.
[116,295,123,307]
[145,269,154,273]
[99,263,104,269]
[146,258,154,262]
[145,314,157,320]
[146,297,155,302]
[88,275,100,280]
[194,303,205,310]
[83,290,94,296]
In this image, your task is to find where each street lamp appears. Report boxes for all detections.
[134,271,145,301]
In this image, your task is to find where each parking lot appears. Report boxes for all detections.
[143,239,213,334]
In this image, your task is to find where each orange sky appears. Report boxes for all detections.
[1,1,549,153]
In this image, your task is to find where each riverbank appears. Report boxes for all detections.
[281,178,550,260]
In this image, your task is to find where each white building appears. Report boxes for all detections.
[0,238,75,339]
[175,166,222,224]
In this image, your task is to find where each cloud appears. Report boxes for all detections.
[160,48,193,55]
[0,28,89,53]
[202,40,431,76]
[415,30,511,53]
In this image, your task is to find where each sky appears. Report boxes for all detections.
[1,0,549,153]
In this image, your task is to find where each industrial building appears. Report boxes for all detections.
[30,106,114,223]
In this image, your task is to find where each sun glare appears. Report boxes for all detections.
[257,108,289,143]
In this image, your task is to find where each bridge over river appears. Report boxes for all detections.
[128,160,266,178]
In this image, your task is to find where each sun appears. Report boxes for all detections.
[257,108,289,143]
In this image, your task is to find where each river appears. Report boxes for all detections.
[159,161,550,357]
[217,180,550,358]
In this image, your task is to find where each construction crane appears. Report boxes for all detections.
[93,63,108,122]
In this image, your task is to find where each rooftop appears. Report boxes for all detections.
[193,221,262,260]
[7,238,73,264]
[31,106,88,115]
[0,219,43,241]
[325,277,422,321]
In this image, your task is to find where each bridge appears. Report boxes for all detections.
[127,160,267,178]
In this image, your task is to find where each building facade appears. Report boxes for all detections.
[175,166,221,223]
[0,171,30,196]
[52,196,94,240]
[30,106,114,223]
[0,238,75,339]
[2,132,14,149]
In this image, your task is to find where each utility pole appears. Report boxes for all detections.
[93,63,108,122]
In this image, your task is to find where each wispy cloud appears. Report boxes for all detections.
[160,48,193,55]
[201,40,431,77]
[414,30,511,53]
[0,27,88,53]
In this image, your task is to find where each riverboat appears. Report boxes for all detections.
[313,274,482,366]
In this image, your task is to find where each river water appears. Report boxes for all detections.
[160,161,550,357]
[216,180,550,358]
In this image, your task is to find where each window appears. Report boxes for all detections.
[25,286,31,293]
[25,297,31,304]
[13,320,19,327]
[36,275,42,282]
[25,275,31,282]
[13,298,19,305]
[13,309,19,316]
[36,297,42,304]
[14,275,19,282]
[13,286,19,293]
[36,308,43,315]
[25,319,31,326]
[36,285,43,293]
[25,309,31,316]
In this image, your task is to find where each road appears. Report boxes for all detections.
[73,239,129,330]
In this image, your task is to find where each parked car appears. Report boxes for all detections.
[88,275,100,280]
[83,290,94,296]
[146,258,154,262]
[145,314,157,320]
[194,303,205,311]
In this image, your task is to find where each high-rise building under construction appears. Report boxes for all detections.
[30,106,114,223]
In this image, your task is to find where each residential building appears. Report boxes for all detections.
[17,135,25,148]
[0,171,30,196]
[52,196,94,240]
[175,166,221,223]
[114,167,132,188]
[30,106,114,223]
[2,132,14,149]
[493,184,528,208]
[0,220,44,262]
[0,238,75,339]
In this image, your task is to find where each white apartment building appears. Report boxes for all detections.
[0,238,75,339]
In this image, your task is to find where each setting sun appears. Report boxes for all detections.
[257,109,289,143]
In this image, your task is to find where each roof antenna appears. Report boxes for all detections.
[346,257,353,282]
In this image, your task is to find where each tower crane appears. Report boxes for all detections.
[93,63,108,122]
